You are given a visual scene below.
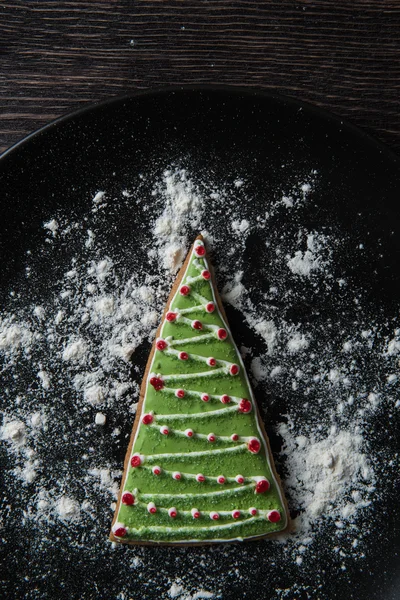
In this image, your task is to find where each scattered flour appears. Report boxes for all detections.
[287,233,328,277]
[62,339,88,363]
[287,332,309,353]
[1,419,26,446]
[278,421,373,537]
[0,318,32,353]
[95,412,106,426]
[1,167,398,599]
[153,170,205,272]
[37,370,51,389]
[43,219,59,235]
[56,496,81,522]
[167,580,216,600]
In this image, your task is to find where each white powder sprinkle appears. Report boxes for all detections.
[37,370,51,389]
[279,421,373,536]
[62,339,88,362]
[287,233,328,277]
[0,319,32,352]
[1,419,26,446]
[92,191,106,205]
[95,412,106,426]
[153,169,205,272]
[56,496,81,522]
[287,332,310,353]
[83,384,105,406]
[43,219,59,234]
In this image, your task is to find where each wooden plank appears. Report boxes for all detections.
[1,0,399,154]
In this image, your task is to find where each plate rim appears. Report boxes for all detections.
[1,84,399,165]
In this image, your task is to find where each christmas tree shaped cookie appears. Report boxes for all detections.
[110,237,289,544]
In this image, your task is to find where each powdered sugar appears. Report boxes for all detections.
[278,421,373,536]
[0,318,33,353]
[153,169,205,272]
[287,232,329,277]
[1,165,398,599]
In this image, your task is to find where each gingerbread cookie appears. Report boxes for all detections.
[110,236,289,545]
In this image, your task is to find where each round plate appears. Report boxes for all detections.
[1,87,399,600]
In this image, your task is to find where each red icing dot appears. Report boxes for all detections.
[180,285,191,296]
[238,398,252,413]
[207,357,217,366]
[207,433,216,442]
[179,351,189,360]
[247,438,261,454]
[168,508,177,518]
[121,491,134,506]
[142,413,153,425]
[206,302,215,313]
[173,471,181,480]
[217,328,227,340]
[255,479,270,494]
[232,510,241,519]
[156,339,167,351]
[267,510,281,523]
[231,433,239,441]
[166,311,177,322]
[217,476,226,484]
[176,389,185,398]
[152,466,161,476]
[149,376,164,391]
[236,475,245,484]
[221,394,231,404]
[249,507,258,516]
[160,426,170,435]
[194,244,206,257]
[211,512,220,520]
[148,503,157,514]
[201,393,210,402]
[113,525,127,537]
[130,454,142,468]
[230,364,239,376]
[196,474,205,482]
[201,270,211,280]
[192,508,201,519]
[192,320,202,330]
[185,429,194,438]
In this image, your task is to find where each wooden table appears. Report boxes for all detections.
[1,1,399,155]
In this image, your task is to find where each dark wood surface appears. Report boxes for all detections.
[1,1,400,155]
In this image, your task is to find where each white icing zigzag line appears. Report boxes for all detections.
[162,368,227,381]
[159,387,242,405]
[185,274,205,284]
[169,333,216,346]
[133,498,269,519]
[137,483,253,501]
[143,443,247,462]
[126,517,259,534]
[179,304,207,315]
[192,258,205,273]
[191,290,210,306]
[164,348,235,370]
[148,423,245,441]
[152,406,238,421]
[137,465,258,484]
[176,316,219,333]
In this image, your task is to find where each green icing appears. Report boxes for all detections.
[115,241,287,542]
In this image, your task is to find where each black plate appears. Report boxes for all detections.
[0,87,399,600]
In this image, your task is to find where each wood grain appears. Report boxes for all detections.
[1,0,400,154]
